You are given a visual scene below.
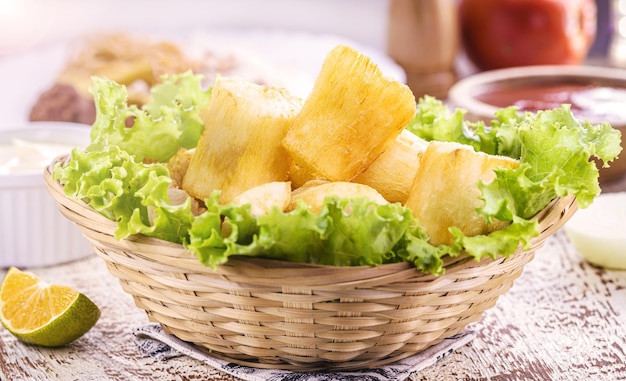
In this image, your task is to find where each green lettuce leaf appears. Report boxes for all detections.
[407,95,477,147]
[478,105,621,221]
[406,96,527,157]
[409,98,622,219]
[53,146,195,243]
[187,196,445,272]
[88,72,211,162]
[450,216,539,261]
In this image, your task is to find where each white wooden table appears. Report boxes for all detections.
[2,177,625,381]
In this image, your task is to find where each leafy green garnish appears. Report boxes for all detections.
[408,97,621,219]
[88,72,211,162]
[52,79,622,276]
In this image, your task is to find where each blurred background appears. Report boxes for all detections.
[0,0,398,126]
[0,0,389,55]
[0,0,620,124]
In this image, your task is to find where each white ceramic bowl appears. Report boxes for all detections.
[448,65,626,183]
[564,192,626,270]
[0,122,92,268]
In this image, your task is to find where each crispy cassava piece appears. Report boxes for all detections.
[286,159,314,189]
[352,130,429,204]
[405,141,520,246]
[287,180,387,214]
[167,148,195,187]
[230,181,292,217]
[182,76,303,203]
[282,44,416,182]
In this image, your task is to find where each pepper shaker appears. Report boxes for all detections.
[386,0,459,100]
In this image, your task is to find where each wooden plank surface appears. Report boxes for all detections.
[0,257,238,381]
[414,232,626,381]
[2,177,625,381]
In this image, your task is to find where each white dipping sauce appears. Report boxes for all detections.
[0,138,75,175]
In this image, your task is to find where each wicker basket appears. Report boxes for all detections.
[44,158,578,371]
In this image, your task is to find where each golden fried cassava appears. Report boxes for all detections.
[405,141,520,246]
[282,45,416,182]
[182,76,302,203]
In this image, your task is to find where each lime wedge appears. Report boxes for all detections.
[0,267,101,347]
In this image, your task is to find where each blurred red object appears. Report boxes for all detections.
[459,0,597,71]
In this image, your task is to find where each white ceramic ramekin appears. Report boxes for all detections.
[0,122,92,268]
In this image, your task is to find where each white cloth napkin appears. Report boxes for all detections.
[133,324,475,381]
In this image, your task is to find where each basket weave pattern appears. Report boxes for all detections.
[44,161,578,371]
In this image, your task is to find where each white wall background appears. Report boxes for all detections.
[0,0,394,125]
[0,0,391,56]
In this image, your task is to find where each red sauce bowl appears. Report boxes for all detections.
[448,65,626,183]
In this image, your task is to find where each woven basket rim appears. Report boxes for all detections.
[44,155,578,274]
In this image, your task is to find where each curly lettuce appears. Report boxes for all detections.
[88,72,211,162]
[52,78,622,276]
[408,97,622,219]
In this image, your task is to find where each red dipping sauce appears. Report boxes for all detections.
[476,84,626,123]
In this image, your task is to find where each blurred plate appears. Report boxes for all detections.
[0,27,405,129]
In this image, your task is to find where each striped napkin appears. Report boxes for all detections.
[133,324,475,381]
